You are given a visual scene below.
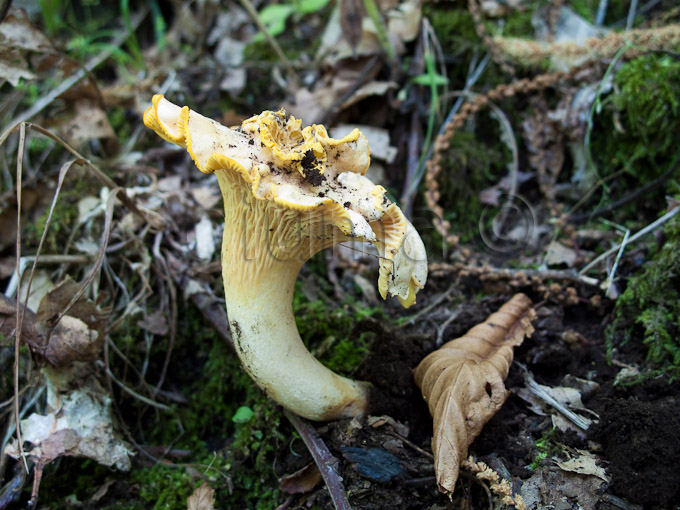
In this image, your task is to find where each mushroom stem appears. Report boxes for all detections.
[143,95,427,421]
[216,171,371,421]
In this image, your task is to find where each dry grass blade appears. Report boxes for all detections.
[13,122,27,473]
[413,293,535,494]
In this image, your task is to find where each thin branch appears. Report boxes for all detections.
[569,153,680,223]
[238,0,299,87]
[579,206,680,275]
[100,363,171,411]
[520,366,592,430]
[284,410,352,510]
[604,228,630,298]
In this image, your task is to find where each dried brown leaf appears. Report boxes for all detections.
[42,315,101,366]
[137,309,169,336]
[187,482,215,510]
[36,277,108,332]
[413,293,535,494]
[0,294,47,348]
[0,10,54,53]
[340,0,366,51]
[279,462,322,494]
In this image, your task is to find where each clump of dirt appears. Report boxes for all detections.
[353,318,432,441]
[590,382,680,506]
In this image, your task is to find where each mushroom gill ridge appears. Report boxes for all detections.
[143,95,428,420]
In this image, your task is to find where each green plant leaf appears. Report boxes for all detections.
[297,0,331,14]
[258,4,296,37]
[232,405,254,423]
[411,73,449,86]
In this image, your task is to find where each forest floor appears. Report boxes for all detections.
[0,0,679,509]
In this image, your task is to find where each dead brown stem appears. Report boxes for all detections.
[283,410,352,510]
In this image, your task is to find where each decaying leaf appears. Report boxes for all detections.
[137,309,169,336]
[556,449,609,482]
[413,293,535,494]
[4,363,133,471]
[0,10,54,53]
[41,315,101,366]
[279,462,322,494]
[340,0,366,51]
[187,482,216,510]
[0,9,53,86]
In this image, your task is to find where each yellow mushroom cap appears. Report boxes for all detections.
[143,94,427,307]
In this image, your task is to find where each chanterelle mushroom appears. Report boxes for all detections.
[144,95,427,420]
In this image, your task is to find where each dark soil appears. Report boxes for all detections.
[291,276,680,510]
[590,383,680,507]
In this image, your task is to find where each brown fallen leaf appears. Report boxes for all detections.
[413,293,535,494]
[187,482,216,510]
[340,0,366,52]
[279,462,322,494]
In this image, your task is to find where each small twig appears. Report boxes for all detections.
[579,206,680,275]
[569,153,680,223]
[49,189,125,334]
[386,431,433,460]
[396,280,459,328]
[595,0,609,26]
[603,227,629,298]
[149,235,177,396]
[459,470,494,509]
[0,463,25,510]
[435,309,461,346]
[99,363,170,411]
[164,251,234,351]
[428,263,599,287]
[283,410,352,510]
[238,0,299,88]
[0,387,44,484]
[626,0,639,29]
[520,366,591,430]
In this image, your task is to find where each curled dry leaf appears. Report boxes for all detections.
[413,293,535,494]
[187,482,216,510]
[279,462,322,494]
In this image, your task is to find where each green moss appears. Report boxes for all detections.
[608,213,680,377]
[569,0,597,23]
[529,427,558,470]
[502,8,536,38]
[435,128,507,244]
[294,281,380,376]
[591,54,680,212]
[425,6,483,56]
[24,172,99,254]
[131,464,197,510]
[109,106,132,140]
[570,0,636,24]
